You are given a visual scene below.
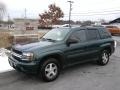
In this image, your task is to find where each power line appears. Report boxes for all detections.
[71,9,120,15]
[74,12,120,16]
[64,11,120,17]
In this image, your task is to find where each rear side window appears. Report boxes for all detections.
[86,29,100,41]
[98,28,111,39]
[70,30,87,42]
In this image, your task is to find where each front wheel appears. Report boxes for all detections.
[97,50,110,65]
[39,58,60,82]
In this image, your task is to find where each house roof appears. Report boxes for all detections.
[109,18,120,24]
[14,18,38,22]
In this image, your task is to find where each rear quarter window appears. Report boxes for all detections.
[98,28,111,39]
[86,29,100,41]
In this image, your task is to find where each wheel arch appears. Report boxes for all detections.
[39,53,65,70]
[102,46,112,55]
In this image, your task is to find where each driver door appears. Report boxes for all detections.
[64,30,88,65]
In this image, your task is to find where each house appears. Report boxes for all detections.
[109,18,120,28]
[13,18,39,30]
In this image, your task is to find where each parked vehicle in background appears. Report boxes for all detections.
[8,26,115,82]
[62,24,69,27]
[106,25,120,35]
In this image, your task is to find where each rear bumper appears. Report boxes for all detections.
[111,46,115,55]
[8,56,39,74]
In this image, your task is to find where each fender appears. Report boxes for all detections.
[99,42,112,51]
[36,50,66,67]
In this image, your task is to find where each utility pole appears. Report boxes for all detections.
[24,8,27,19]
[67,1,73,27]
[8,14,10,30]
[24,8,27,30]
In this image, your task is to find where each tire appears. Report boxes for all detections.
[40,58,60,82]
[97,50,110,66]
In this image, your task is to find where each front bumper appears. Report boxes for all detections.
[8,56,39,74]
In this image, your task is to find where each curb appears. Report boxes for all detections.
[0,69,13,74]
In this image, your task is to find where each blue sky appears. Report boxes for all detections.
[1,0,120,21]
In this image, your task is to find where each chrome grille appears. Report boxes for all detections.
[11,49,22,60]
[12,49,22,55]
[12,55,21,61]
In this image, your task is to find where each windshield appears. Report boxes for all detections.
[42,28,70,41]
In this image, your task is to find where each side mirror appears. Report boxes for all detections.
[66,38,79,46]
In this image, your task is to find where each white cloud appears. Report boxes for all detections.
[1,0,120,21]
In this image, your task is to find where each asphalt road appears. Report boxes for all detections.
[0,37,120,90]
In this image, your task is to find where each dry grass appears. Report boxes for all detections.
[15,36,38,44]
[0,32,13,48]
[38,32,46,38]
[0,30,48,48]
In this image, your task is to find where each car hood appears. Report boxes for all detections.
[14,41,54,52]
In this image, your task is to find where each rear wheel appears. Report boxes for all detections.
[39,58,60,82]
[97,50,110,65]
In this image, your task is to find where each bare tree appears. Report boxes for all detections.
[39,3,64,27]
[0,2,6,20]
[48,4,64,25]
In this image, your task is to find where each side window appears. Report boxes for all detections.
[86,29,100,41]
[70,30,86,43]
[99,28,111,39]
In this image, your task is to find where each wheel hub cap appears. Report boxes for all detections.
[45,63,58,79]
[102,52,108,63]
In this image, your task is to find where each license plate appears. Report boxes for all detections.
[9,61,13,67]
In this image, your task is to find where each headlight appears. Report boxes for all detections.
[22,52,34,61]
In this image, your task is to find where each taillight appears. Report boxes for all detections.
[114,40,117,48]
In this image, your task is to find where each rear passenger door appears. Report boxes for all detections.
[85,29,101,61]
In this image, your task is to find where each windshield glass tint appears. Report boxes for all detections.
[43,28,70,41]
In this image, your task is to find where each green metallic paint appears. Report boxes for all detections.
[8,27,115,74]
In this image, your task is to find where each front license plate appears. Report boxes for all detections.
[9,61,13,67]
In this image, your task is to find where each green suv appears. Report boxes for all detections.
[8,26,115,82]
